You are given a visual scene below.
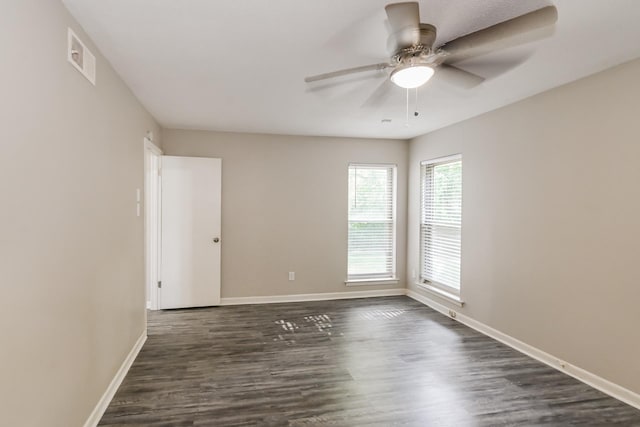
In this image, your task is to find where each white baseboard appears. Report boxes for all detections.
[406,290,640,410]
[220,288,406,306]
[83,332,147,427]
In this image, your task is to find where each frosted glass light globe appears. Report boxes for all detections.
[390,65,435,89]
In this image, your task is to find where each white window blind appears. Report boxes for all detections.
[348,164,396,280]
[420,156,462,293]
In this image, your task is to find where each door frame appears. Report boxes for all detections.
[144,137,162,310]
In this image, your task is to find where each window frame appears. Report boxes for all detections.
[419,154,463,299]
[346,163,398,284]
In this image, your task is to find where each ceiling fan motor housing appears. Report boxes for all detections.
[419,23,437,48]
[391,23,438,65]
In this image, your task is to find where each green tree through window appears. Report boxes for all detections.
[348,165,396,280]
[421,157,462,293]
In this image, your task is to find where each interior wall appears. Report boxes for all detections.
[407,59,640,395]
[0,2,160,426]
[162,130,408,298]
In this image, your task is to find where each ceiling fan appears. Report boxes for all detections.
[305,2,558,92]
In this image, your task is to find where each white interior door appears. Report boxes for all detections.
[160,156,221,309]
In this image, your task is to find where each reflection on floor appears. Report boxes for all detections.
[99,296,640,426]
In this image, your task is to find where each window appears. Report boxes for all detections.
[347,164,396,281]
[420,155,462,295]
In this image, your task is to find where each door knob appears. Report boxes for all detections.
[213,237,220,243]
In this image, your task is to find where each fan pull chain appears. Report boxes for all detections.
[415,88,419,117]
[405,88,409,127]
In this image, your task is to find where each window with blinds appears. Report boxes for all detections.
[348,164,396,281]
[420,155,462,294]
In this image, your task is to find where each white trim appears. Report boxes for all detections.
[347,162,398,169]
[220,288,405,306]
[144,137,163,155]
[420,153,462,166]
[391,165,398,283]
[83,332,147,427]
[345,278,399,286]
[406,289,640,410]
[415,282,464,307]
[144,138,162,311]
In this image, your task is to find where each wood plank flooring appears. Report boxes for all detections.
[99,296,640,426]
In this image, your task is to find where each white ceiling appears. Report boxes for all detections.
[62,0,640,139]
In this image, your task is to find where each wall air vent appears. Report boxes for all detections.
[67,28,96,85]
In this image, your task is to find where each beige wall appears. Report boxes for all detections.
[163,130,408,298]
[0,2,159,426]
[407,59,640,394]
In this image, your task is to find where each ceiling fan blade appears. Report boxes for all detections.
[385,2,420,52]
[362,78,394,109]
[305,63,391,83]
[452,52,533,79]
[436,64,485,89]
[440,6,558,63]
[305,74,387,94]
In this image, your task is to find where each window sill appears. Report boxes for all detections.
[345,278,399,287]
[415,282,465,307]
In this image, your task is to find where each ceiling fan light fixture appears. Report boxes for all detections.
[390,64,434,89]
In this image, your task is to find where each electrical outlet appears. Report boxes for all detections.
[288,272,295,281]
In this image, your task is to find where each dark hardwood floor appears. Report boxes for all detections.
[99,296,640,426]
